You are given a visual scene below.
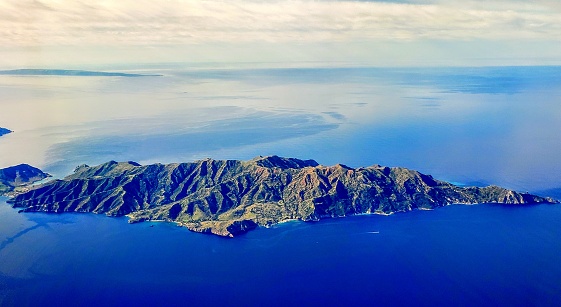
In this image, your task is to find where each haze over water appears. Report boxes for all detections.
[1,65,561,306]
[1,66,560,194]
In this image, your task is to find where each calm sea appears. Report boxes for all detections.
[2,199,561,306]
[1,66,561,305]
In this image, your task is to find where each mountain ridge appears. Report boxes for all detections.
[9,156,557,237]
[0,164,50,193]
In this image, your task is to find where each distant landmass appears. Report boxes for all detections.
[8,156,557,237]
[0,164,50,193]
[0,127,11,137]
[0,69,161,77]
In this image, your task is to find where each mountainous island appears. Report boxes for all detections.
[0,127,12,137]
[7,156,557,237]
[0,164,50,194]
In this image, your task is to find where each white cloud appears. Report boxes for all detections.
[1,0,560,47]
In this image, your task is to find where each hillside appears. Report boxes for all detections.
[10,156,557,237]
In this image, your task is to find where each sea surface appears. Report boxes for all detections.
[2,199,561,306]
[1,65,561,305]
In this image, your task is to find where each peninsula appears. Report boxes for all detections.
[0,127,11,137]
[0,164,50,194]
[9,156,557,237]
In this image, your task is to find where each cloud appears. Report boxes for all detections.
[1,0,560,47]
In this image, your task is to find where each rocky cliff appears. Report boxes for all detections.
[0,164,50,193]
[9,156,557,237]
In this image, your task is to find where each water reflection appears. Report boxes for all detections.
[45,108,338,175]
[0,66,560,194]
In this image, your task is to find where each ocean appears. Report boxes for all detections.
[2,199,561,306]
[1,66,561,305]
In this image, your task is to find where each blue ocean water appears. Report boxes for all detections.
[2,198,561,306]
[2,66,560,192]
[1,66,561,305]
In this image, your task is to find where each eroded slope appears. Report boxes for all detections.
[10,156,556,237]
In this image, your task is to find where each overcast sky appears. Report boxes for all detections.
[1,0,561,68]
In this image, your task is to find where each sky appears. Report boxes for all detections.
[1,0,561,68]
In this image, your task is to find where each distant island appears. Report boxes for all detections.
[7,156,557,237]
[0,127,11,137]
[0,164,50,194]
[0,69,161,77]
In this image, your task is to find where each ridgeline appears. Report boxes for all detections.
[8,156,557,237]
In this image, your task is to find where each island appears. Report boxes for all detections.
[0,127,12,137]
[0,69,161,77]
[0,164,50,194]
[7,156,557,237]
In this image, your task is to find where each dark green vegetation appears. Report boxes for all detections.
[0,127,11,137]
[0,164,50,194]
[9,156,557,237]
[0,69,160,77]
